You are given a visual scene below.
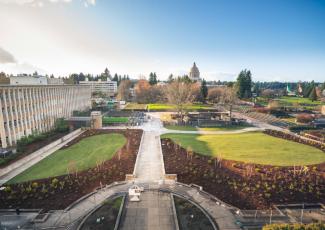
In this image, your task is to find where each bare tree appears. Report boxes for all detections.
[220,87,238,122]
[117,80,132,101]
[261,89,276,99]
[135,84,164,103]
[165,81,195,123]
[207,87,224,103]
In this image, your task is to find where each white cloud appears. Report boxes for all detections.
[0,62,47,75]
[0,47,17,64]
[0,0,95,7]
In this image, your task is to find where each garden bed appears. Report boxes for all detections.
[173,195,216,230]
[0,129,142,211]
[161,138,325,210]
[78,195,124,230]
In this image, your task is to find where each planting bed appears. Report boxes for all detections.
[162,138,325,209]
[79,196,123,230]
[174,195,215,230]
[0,129,142,210]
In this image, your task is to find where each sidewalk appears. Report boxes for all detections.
[134,131,165,182]
[0,129,84,185]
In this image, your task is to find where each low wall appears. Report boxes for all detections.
[0,129,83,178]
[264,129,325,152]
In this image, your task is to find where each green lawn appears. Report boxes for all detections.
[148,103,214,111]
[9,134,127,184]
[279,96,323,106]
[198,124,252,131]
[161,132,325,166]
[165,124,251,131]
[102,117,129,124]
[257,96,323,108]
[123,103,147,110]
[165,125,197,131]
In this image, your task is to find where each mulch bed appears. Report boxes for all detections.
[162,138,325,210]
[0,129,142,211]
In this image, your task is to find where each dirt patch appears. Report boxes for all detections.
[162,138,325,210]
[0,129,142,211]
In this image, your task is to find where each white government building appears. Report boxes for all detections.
[79,78,117,96]
[189,62,201,81]
[0,77,91,148]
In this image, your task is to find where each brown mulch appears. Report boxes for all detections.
[162,138,325,210]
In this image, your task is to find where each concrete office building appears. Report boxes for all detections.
[0,85,91,148]
[79,78,117,96]
[10,75,64,85]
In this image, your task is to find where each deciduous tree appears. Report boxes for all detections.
[165,81,195,123]
[117,80,132,101]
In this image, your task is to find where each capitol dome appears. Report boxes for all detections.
[189,62,201,81]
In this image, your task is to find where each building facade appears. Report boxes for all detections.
[10,76,48,85]
[0,85,91,148]
[10,75,64,85]
[189,62,201,82]
[79,79,117,96]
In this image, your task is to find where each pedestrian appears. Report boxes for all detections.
[16,208,20,215]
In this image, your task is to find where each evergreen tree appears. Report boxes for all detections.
[200,79,208,103]
[112,73,118,82]
[236,69,252,99]
[103,67,112,80]
[153,72,158,84]
[309,86,317,101]
[149,72,158,85]
[167,74,174,83]
[303,81,315,98]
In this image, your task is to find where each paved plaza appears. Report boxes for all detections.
[120,191,175,230]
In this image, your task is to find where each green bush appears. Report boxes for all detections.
[263,223,325,230]
[289,125,317,132]
[54,118,69,133]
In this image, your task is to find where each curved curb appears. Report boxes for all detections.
[76,194,126,230]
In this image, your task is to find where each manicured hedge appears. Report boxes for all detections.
[102,117,129,124]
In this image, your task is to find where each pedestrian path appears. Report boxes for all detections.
[134,130,165,182]
[120,190,175,230]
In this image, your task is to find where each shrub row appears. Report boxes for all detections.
[263,223,325,230]
[264,129,325,152]
[289,126,317,132]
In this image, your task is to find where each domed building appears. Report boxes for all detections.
[189,62,201,81]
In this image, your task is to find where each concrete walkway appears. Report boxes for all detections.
[134,131,165,182]
[161,127,262,135]
[120,190,175,230]
[0,129,84,185]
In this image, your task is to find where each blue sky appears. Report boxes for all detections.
[0,0,324,81]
